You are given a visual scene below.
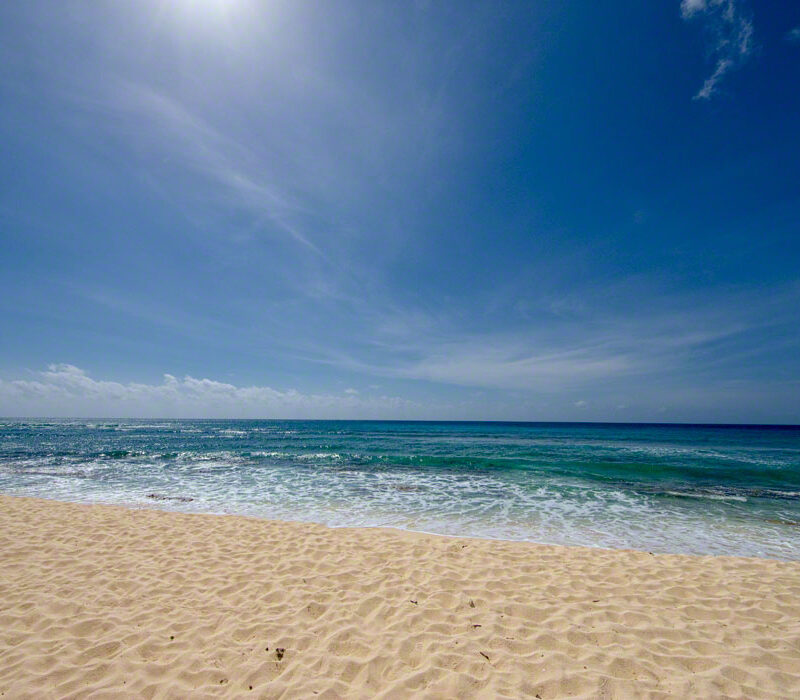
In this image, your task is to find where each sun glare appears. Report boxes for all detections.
[155,0,259,40]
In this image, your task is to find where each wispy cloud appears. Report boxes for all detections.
[115,83,321,253]
[680,0,753,99]
[304,282,800,398]
[388,324,741,391]
[786,27,800,43]
[393,341,636,391]
[306,316,732,392]
[0,365,420,419]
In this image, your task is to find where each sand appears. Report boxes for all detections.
[1,496,799,699]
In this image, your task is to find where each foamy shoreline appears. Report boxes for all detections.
[2,495,799,698]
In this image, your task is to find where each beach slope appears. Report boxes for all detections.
[1,495,799,698]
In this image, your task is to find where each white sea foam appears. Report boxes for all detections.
[666,491,748,502]
[2,421,799,560]
[6,461,778,557]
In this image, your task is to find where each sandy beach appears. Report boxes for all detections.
[1,496,799,698]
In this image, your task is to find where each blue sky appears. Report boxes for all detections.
[1,0,798,422]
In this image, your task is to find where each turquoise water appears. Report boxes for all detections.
[1,419,799,559]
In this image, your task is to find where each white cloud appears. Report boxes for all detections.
[680,0,710,18]
[304,281,800,406]
[395,344,635,391]
[680,0,753,100]
[786,27,800,43]
[318,303,754,393]
[694,58,733,100]
[574,400,588,408]
[0,365,419,419]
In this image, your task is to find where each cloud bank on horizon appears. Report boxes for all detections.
[0,1,798,423]
[0,365,421,420]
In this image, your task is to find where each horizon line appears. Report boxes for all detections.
[2,417,799,429]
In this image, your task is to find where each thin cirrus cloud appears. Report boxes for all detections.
[304,282,800,399]
[0,365,420,419]
[350,325,741,392]
[786,27,800,43]
[113,83,321,253]
[304,320,726,395]
[2,280,797,421]
[680,0,754,99]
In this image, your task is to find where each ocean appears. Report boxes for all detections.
[1,419,798,560]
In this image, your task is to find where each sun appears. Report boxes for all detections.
[156,0,252,37]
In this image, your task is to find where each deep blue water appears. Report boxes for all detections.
[1,419,799,559]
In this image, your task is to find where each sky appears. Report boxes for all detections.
[0,0,798,422]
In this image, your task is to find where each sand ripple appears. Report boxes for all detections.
[1,496,800,698]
